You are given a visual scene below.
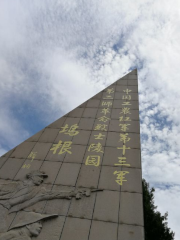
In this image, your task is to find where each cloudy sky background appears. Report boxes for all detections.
[0,0,180,238]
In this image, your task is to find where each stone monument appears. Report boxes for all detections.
[0,69,144,239]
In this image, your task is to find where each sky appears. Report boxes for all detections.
[0,0,180,238]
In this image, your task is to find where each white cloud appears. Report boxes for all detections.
[0,0,180,238]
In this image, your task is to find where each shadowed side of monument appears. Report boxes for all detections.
[0,69,144,240]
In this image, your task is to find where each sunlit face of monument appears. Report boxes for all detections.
[0,69,144,239]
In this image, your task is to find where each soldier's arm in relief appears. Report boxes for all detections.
[9,187,103,213]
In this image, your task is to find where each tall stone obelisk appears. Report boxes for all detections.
[0,69,144,240]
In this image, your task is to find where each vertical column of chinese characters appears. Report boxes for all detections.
[22,124,80,169]
[22,151,37,169]
[85,88,114,167]
[114,88,133,186]
[50,124,80,156]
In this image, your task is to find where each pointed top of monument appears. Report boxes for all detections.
[0,68,143,239]
[1,68,138,159]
